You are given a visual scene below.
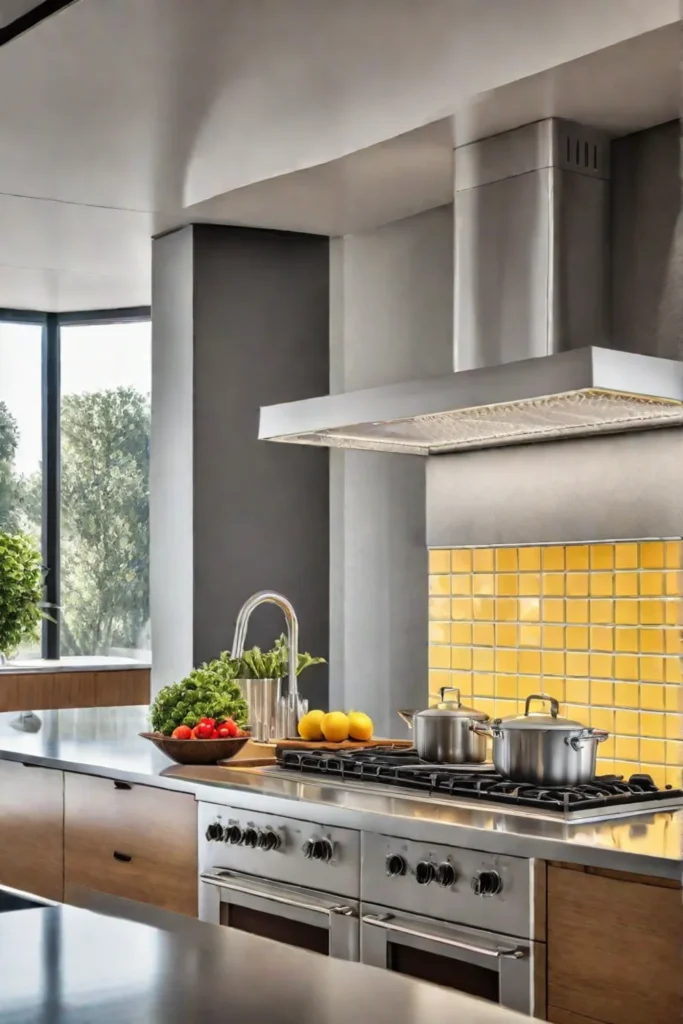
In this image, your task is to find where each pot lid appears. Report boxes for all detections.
[420,687,489,721]
[494,693,587,730]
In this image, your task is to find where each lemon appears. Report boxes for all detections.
[297,709,325,741]
[348,711,373,741]
[321,711,350,743]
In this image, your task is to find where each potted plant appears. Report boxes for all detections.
[0,532,44,663]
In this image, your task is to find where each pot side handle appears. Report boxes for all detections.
[566,728,609,751]
[397,710,416,729]
[472,723,493,737]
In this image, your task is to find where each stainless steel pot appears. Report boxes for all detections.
[474,693,608,786]
[398,688,490,763]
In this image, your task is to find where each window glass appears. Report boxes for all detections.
[60,321,151,661]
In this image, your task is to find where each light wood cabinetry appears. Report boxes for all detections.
[64,772,197,916]
[0,759,64,901]
[0,668,150,711]
[547,864,683,1024]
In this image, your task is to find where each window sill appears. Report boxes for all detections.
[0,656,151,675]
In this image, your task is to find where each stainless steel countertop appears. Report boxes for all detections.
[0,705,680,881]
[0,656,150,674]
[0,902,530,1024]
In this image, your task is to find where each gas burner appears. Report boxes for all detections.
[275,748,683,820]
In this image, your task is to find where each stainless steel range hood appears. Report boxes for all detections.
[259,120,683,456]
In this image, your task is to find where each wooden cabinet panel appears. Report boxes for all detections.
[64,773,197,916]
[0,759,64,901]
[0,668,150,711]
[548,864,683,1024]
[548,1009,604,1024]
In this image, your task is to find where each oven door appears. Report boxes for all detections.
[361,904,545,1018]
[200,869,359,960]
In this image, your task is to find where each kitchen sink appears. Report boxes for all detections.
[0,888,49,913]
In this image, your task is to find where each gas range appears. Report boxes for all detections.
[273,746,683,822]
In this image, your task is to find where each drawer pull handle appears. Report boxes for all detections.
[113,851,132,863]
[114,781,132,791]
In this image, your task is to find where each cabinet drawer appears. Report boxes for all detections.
[548,1009,605,1024]
[64,772,197,916]
[0,760,63,902]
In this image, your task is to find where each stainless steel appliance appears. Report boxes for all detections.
[398,687,489,763]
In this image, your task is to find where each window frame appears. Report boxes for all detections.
[0,306,151,658]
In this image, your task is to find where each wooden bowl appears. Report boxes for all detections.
[140,732,249,765]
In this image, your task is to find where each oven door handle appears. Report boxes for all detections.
[200,871,356,919]
[362,913,525,959]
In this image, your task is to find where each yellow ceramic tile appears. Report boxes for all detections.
[615,572,638,597]
[566,599,589,623]
[666,740,682,765]
[428,597,451,620]
[519,623,541,648]
[614,600,637,625]
[541,677,565,702]
[640,683,665,710]
[591,680,613,706]
[566,626,589,650]
[518,597,540,622]
[640,541,665,569]
[495,598,518,621]
[664,571,679,596]
[640,712,665,738]
[495,675,518,700]
[541,651,565,676]
[428,670,451,693]
[665,713,682,739]
[429,574,451,595]
[518,649,541,674]
[667,766,683,787]
[473,548,494,572]
[452,598,473,620]
[589,653,613,678]
[640,599,664,625]
[429,550,451,574]
[566,652,589,677]
[542,598,565,623]
[476,697,496,717]
[566,545,589,571]
[472,672,495,696]
[565,678,590,704]
[615,542,638,570]
[542,546,565,571]
[664,685,682,713]
[472,597,494,621]
[615,682,639,708]
[451,671,472,695]
[615,736,640,761]
[566,573,589,597]
[664,628,682,654]
[640,572,665,596]
[495,548,518,572]
[664,540,681,569]
[615,627,638,652]
[542,574,565,596]
[590,573,613,597]
[599,735,615,758]
[591,544,614,570]
[495,623,517,648]
[614,759,637,780]
[495,698,518,717]
[473,573,494,596]
[590,707,614,731]
[590,599,614,624]
[429,645,451,669]
[664,600,679,625]
[451,647,473,671]
[614,653,639,680]
[542,625,564,649]
[429,622,451,644]
[451,622,473,645]
[472,623,494,646]
[496,574,518,596]
[451,574,473,596]
[615,709,639,735]
[664,657,682,683]
[519,574,541,597]
[639,628,664,653]
[473,647,495,672]
[640,656,664,682]
[518,547,541,571]
[589,626,614,651]
[495,649,518,673]
[641,764,667,787]
[451,549,473,573]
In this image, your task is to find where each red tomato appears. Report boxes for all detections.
[194,722,215,739]
[216,725,232,738]
[199,717,216,727]
[218,718,238,737]
[171,725,192,740]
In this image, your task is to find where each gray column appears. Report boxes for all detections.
[151,225,329,705]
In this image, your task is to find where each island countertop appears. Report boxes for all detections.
[0,705,680,881]
[0,901,531,1024]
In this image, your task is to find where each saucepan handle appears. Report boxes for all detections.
[472,724,493,738]
[397,710,416,729]
[566,728,609,751]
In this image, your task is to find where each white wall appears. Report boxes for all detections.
[329,206,454,733]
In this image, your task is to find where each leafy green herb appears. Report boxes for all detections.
[272,634,326,677]
[149,652,248,735]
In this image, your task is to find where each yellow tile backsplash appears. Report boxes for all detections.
[428,540,683,788]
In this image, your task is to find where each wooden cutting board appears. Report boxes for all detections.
[275,737,412,751]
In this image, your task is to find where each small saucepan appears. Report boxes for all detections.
[398,688,490,764]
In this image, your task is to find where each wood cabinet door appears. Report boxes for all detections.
[64,772,197,916]
[0,759,64,901]
[548,1008,607,1023]
[548,865,683,1024]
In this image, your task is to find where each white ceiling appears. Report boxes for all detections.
[0,0,678,310]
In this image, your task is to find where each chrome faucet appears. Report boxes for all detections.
[231,591,299,697]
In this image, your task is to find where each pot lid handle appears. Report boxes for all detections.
[439,686,461,707]
[524,693,559,718]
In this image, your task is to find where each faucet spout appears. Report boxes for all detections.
[231,591,299,697]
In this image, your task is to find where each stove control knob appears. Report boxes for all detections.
[205,822,224,842]
[415,861,436,885]
[225,824,242,845]
[436,862,457,888]
[303,837,334,861]
[472,870,503,897]
[258,829,281,851]
[385,854,406,877]
[242,827,259,849]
